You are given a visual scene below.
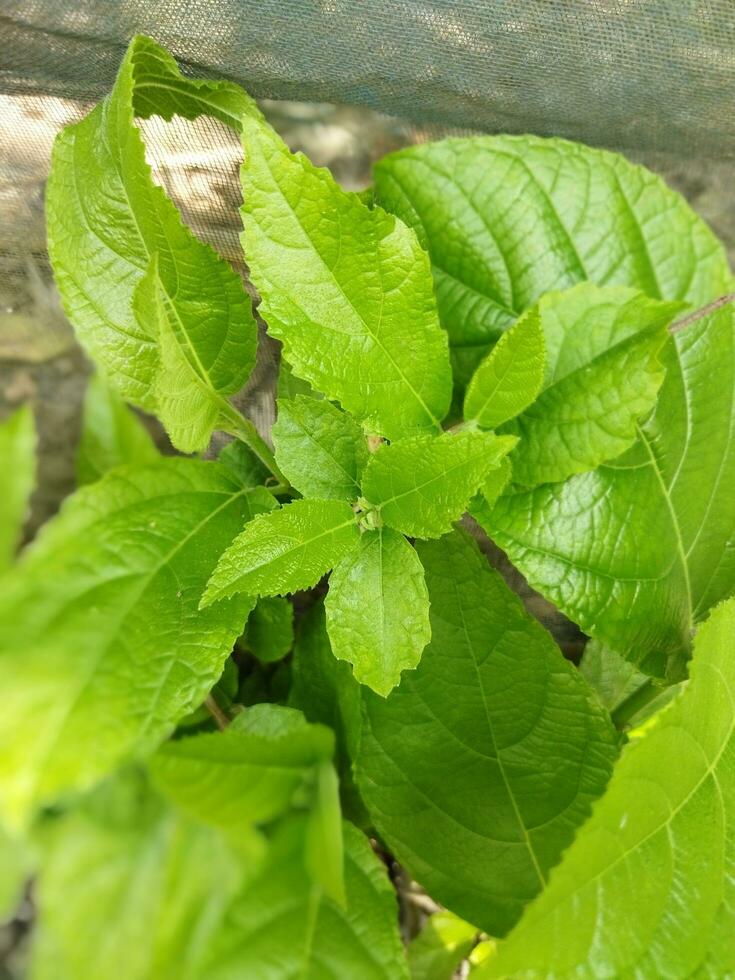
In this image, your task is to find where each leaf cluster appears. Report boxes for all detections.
[1,34,733,978]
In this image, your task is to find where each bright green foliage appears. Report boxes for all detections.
[374,135,729,386]
[289,601,363,771]
[483,597,735,979]
[491,301,735,679]
[272,395,368,501]
[203,499,360,604]
[203,818,409,980]
[149,704,334,833]
[0,459,272,827]
[464,307,545,429]
[499,285,681,485]
[77,373,158,485]
[0,403,36,570]
[46,35,258,448]
[357,529,619,936]
[31,35,735,977]
[245,596,294,663]
[30,773,245,980]
[361,429,516,539]
[407,911,477,980]
[239,112,452,440]
[326,528,431,695]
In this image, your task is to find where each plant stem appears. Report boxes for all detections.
[669,292,735,334]
[610,678,658,730]
[219,402,289,487]
[204,694,230,731]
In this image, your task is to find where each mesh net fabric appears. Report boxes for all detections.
[1,0,734,533]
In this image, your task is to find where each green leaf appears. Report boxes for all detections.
[203,818,409,980]
[239,112,452,440]
[361,429,516,539]
[217,438,270,489]
[499,285,681,486]
[464,306,545,429]
[325,528,431,695]
[149,704,344,901]
[149,703,336,833]
[490,301,735,679]
[289,601,363,776]
[272,395,368,502]
[0,403,35,571]
[30,772,250,980]
[245,596,294,663]
[482,597,735,979]
[407,910,477,980]
[374,135,729,387]
[76,373,158,485]
[305,759,346,906]
[356,529,619,936]
[202,498,360,604]
[277,355,322,401]
[0,459,274,827]
[467,457,512,529]
[46,35,258,448]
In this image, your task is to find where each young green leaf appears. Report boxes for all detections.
[464,306,545,429]
[407,910,477,980]
[481,596,735,979]
[202,498,360,604]
[0,459,273,828]
[272,395,368,502]
[499,285,682,486]
[374,135,729,387]
[245,596,294,663]
[326,527,431,695]
[239,112,452,440]
[0,403,35,570]
[77,373,158,485]
[203,818,409,980]
[356,529,619,937]
[361,429,516,539]
[467,457,512,529]
[46,35,258,448]
[490,301,735,679]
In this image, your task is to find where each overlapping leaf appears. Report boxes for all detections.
[361,429,515,538]
[496,285,681,486]
[0,404,36,570]
[0,459,273,827]
[491,301,735,679]
[46,35,259,449]
[374,135,728,385]
[245,596,294,663]
[464,306,545,429]
[203,818,408,979]
[357,529,619,936]
[239,112,452,440]
[272,395,368,501]
[482,597,735,979]
[326,528,431,695]
[202,498,360,603]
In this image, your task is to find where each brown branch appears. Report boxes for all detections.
[204,694,230,731]
[668,292,735,334]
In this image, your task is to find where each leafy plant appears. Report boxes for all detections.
[2,33,733,978]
